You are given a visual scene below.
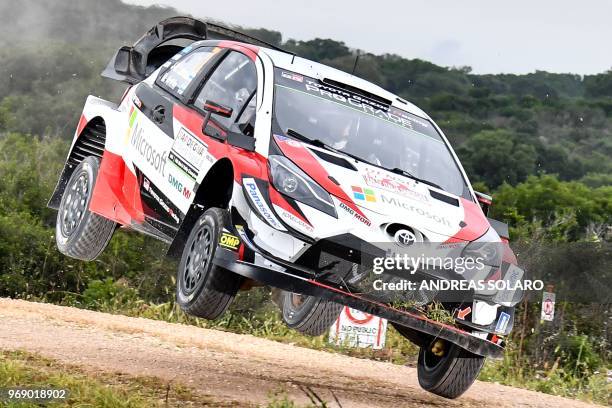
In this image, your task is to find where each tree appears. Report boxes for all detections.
[457,130,537,188]
[491,175,612,241]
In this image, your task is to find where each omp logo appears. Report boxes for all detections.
[131,123,167,176]
[219,232,240,251]
[351,186,376,202]
[381,194,451,227]
[168,174,192,199]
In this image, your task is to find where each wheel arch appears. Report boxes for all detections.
[167,157,235,258]
[48,116,107,209]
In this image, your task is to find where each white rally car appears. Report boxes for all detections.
[49,17,523,398]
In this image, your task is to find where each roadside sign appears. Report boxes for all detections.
[541,291,556,321]
[329,306,387,349]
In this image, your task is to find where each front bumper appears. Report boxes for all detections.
[214,222,506,359]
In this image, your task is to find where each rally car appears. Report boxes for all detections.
[49,17,523,399]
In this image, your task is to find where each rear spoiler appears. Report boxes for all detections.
[102,16,292,84]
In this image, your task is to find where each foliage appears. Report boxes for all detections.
[491,175,612,241]
[0,351,171,407]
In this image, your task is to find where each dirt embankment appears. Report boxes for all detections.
[0,299,602,407]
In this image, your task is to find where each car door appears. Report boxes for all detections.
[191,50,258,142]
[125,46,219,238]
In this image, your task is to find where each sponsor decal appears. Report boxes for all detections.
[219,231,240,251]
[275,134,301,148]
[394,229,416,246]
[471,331,488,339]
[339,202,371,226]
[274,134,289,142]
[275,68,440,140]
[380,194,451,227]
[169,127,208,180]
[129,106,138,127]
[130,122,168,177]
[243,178,286,230]
[281,71,304,82]
[352,186,376,202]
[495,311,510,334]
[132,94,142,108]
[275,206,314,234]
[168,151,197,179]
[124,106,138,145]
[167,173,193,200]
[363,168,430,204]
[142,176,179,224]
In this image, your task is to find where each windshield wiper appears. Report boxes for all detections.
[286,129,376,166]
[389,167,443,190]
[286,129,444,191]
[286,129,329,150]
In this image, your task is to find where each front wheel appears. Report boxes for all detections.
[281,291,342,336]
[417,339,485,399]
[176,208,243,319]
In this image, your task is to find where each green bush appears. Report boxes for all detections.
[81,278,140,311]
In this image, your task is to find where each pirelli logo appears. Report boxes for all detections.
[219,232,240,251]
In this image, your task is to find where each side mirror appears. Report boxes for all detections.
[474,191,492,216]
[202,100,233,140]
[203,100,233,118]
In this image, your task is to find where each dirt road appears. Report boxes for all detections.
[0,299,600,407]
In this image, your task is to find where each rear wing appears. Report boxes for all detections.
[102,16,292,84]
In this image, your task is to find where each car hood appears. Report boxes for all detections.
[273,135,489,242]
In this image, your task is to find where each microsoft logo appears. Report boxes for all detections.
[352,186,376,202]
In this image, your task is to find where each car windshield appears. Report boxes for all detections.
[273,68,469,198]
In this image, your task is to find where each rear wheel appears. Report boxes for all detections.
[281,291,342,336]
[417,339,485,399]
[176,208,243,319]
[55,156,116,261]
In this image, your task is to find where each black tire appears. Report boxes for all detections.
[176,208,243,319]
[417,340,485,399]
[391,322,430,348]
[281,291,342,336]
[55,156,116,261]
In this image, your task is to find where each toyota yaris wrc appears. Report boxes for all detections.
[49,17,524,398]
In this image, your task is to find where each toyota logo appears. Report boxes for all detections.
[394,229,416,246]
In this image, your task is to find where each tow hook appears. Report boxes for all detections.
[431,339,446,357]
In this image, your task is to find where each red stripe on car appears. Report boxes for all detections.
[76,115,88,137]
[444,198,490,243]
[218,40,258,61]
[268,186,311,225]
[274,135,368,219]
[89,150,144,225]
[172,104,267,183]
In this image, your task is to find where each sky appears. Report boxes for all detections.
[126,0,611,75]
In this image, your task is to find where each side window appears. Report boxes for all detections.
[194,51,257,131]
[158,47,216,97]
[235,92,257,136]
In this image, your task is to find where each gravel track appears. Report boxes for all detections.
[0,299,601,407]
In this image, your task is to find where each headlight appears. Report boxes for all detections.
[268,155,337,218]
[462,228,502,267]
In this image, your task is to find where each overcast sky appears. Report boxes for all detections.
[126,0,611,75]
